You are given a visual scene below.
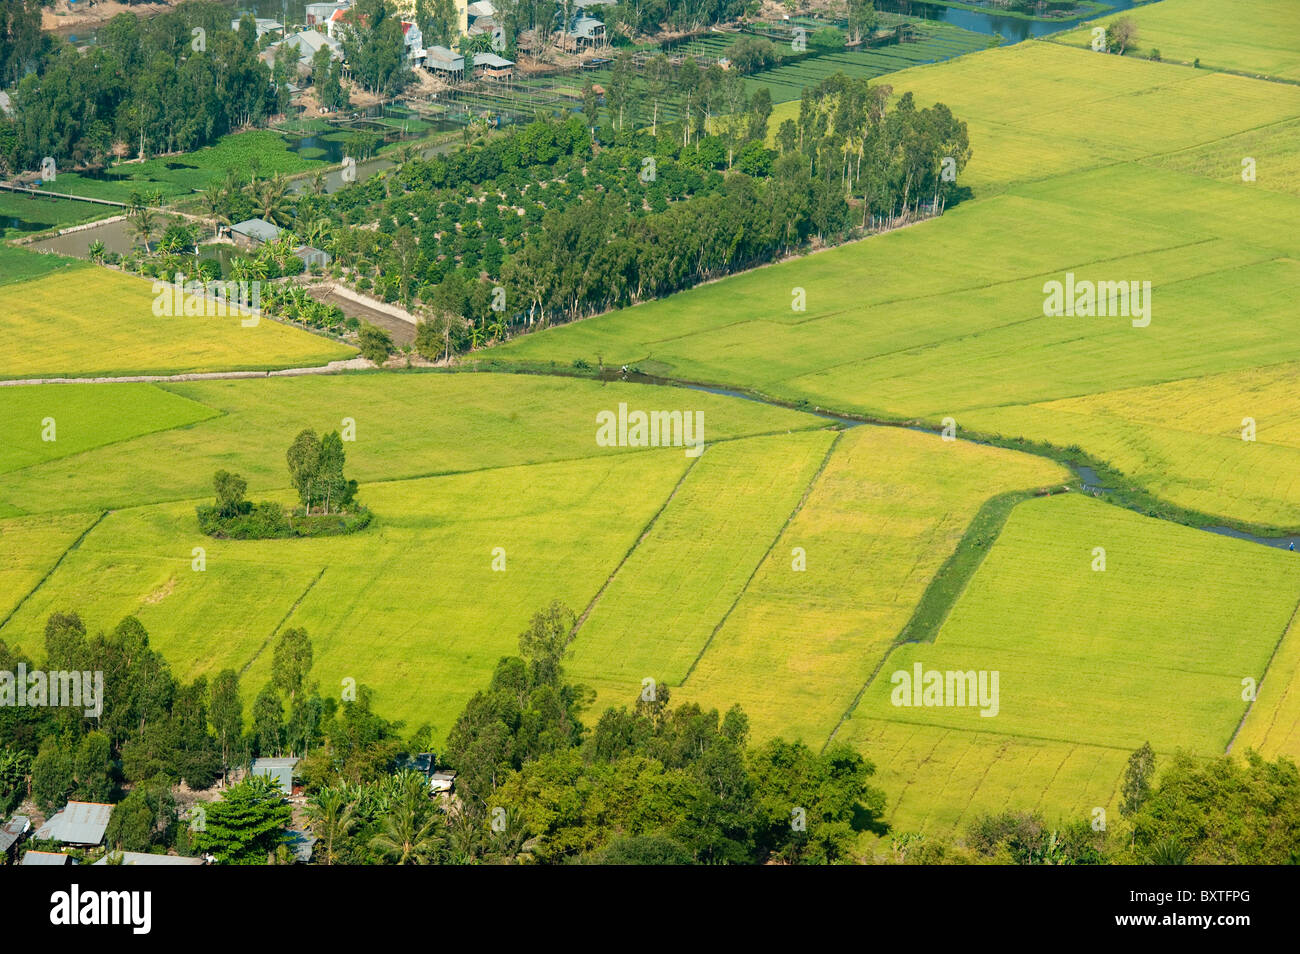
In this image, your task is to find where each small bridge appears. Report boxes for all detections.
[0,181,126,207]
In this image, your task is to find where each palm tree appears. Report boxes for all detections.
[445,808,482,864]
[486,806,529,864]
[128,206,156,253]
[1146,838,1190,865]
[306,791,357,866]
[200,183,232,227]
[249,173,293,227]
[370,799,442,865]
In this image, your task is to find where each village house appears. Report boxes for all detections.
[266,29,345,78]
[34,801,113,849]
[231,16,284,40]
[228,218,284,250]
[251,756,301,796]
[0,815,29,864]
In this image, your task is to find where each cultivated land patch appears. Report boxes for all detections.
[0,268,356,380]
[1236,610,1300,762]
[838,493,1300,831]
[568,430,837,712]
[844,719,1128,836]
[0,246,88,287]
[0,374,822,516]
[0,192,114,239]
[1055,0,1300,81]
[0,512,103,623]
[491,41,1300,529]
[51,130,326,203]
[0,373,829,730]
[0,383,219,476]
[675,425,1068,746]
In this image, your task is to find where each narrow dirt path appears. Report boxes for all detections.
[0,357,372,387]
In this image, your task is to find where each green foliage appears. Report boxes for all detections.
[338,0,412,96]
[191,775,294,865]
[30,738,73,813]
[357,323,395,366]
[6,5,281,169]
[1128,751,1300,864]
[1120,742,1155,817]
[212,470,248,519]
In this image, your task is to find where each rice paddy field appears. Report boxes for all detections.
[5,0,1299,844]
[838,493,1300,833]
[1054,0,1300,80]
[739,22,992,104]
[0,268,356,380]
[496,39,1300,532]
[0,373,832,730]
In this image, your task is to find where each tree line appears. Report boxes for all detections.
[1,2,283,173]
[4,605,1297,864]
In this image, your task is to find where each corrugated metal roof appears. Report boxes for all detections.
[252,757,300,795]
[0,815,30,853]
[21,850,71,865]
[35,802,113,845]
[231,218,284,243]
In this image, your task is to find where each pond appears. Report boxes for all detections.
[876,0,1143,43]
[27,218,238,275]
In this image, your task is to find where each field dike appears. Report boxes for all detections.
[820,487,1062,750]
[679,430,845,685]
[0,511,108,632]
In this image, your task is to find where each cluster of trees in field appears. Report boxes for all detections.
[1,2,286,173]
[779,74,970,225]
[198,429,366,539]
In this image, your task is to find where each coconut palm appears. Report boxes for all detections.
[306,790,357,866]
[127,206,157,252]
[248,173,293,227]
[369,780,443,865]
